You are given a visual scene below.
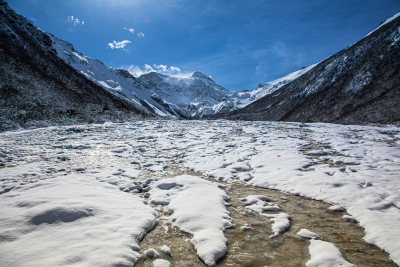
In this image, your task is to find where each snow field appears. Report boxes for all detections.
[0,172,157,266]
[1,120,400,265]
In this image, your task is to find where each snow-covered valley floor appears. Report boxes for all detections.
[0,120,399,266]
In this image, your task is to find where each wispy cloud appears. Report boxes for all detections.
[67,15,85,26]
[107,40,131,49]
[137,32,145,38]
[170,66,181,72]
[123,27,135,34]
[123,64,187,77]
[153,64,167,72]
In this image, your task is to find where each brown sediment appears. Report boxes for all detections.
[136,164,396,267]
[220,182,396,267]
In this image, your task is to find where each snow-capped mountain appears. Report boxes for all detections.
[137,71,231,117]
[50,35,185,117]
[51,35,237,118]
[224,12,400,124]
[50,34,317,119]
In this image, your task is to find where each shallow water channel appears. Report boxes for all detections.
[136,166,396,267]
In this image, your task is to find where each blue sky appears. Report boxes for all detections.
[7,0,400,91]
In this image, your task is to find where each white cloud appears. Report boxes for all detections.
[154,64,167,72]
[123,64,188,77]
[107,40,132,49]
[123,27,135,34]
[67,15,85,26]
[137,32,145,38]
[170,66,181,72]
[144,64,154,72]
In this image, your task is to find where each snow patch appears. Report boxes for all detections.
[297,228,319,239]
[263,212,291,237]
[149,175,232,266]
[306,240,356,267]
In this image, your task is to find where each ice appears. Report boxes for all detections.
[297,228,319,239]
[0,173,157,266]
[306,240,356,267]
[149,175,232,266]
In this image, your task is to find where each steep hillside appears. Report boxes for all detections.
[223,13,400,124]
[0,0,146,131]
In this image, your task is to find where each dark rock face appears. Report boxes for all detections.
[223,16,400,124]
[0,0,145,131]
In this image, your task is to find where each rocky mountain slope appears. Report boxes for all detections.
[223,13,400,124]
[0,0,146,131]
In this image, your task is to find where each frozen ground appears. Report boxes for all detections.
[0,120,399,266]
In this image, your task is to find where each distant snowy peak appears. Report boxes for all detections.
[48,29,319,119]
[49,34,234,118]
[191,71,214,81]
[49,27,317,119]
[137,71,230,117]
[49,35,184,117]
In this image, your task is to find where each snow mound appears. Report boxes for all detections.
[242,195,270,205]
[0,173,157,266]
[242,195,280,213]
[329,205,345,212]
[160,245,172,256]
[149,175,232,266]
[297,228,319,239]
[153,259,171,267]
[306,240,356,267]
[145,248,160,258]
[263,212,291,238]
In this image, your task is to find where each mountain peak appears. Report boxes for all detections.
[191,71,214,81]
